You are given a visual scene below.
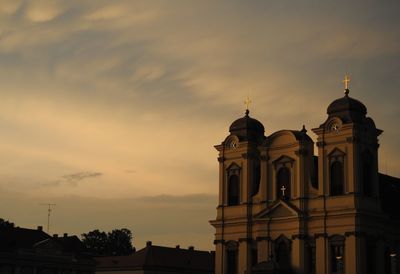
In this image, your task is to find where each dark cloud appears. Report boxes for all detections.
[62,171,103,182]
[40,172,103,187]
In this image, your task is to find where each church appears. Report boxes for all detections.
[210,78,400,274]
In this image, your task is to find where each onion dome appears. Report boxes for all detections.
[229,109,265,142]
[327,89,367,123]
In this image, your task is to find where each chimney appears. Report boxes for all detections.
[176,245,180,249]
[146,241,152,247]
[63,233,68,238]
[53,234,58,238]
[37,226,43,231]
[188,246,194,251]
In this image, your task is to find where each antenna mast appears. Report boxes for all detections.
[39,203,56,233]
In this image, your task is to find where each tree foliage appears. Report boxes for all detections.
[0,218,15,228]
[81,228,134,256]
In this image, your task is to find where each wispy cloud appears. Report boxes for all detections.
[41,172,103,187]
[0,1,399,250]
[62,171,103,183]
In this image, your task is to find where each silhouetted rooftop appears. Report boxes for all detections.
[0,226,50,251]
[95,244,214,273]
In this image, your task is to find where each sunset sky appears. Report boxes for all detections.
[0,1,399,250]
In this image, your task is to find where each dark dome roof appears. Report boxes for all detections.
[326,91,367,123]
[229,110,265,142]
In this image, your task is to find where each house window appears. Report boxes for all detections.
[228,175,239,206]
[277,167,291,199]
[330,161,344,196]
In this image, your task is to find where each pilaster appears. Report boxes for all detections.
[315,235,327,274]
[345,234,363,274]
[292,236,305,274]
[238,240,250,274]
[215,242,224,274]
[257,237,270,262]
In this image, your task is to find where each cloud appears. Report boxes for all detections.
[41,172,103,187]
[0,0,22,14]
[0,1,399,250]
[62,171,103,182]
[0,189,216,250]
[25,0,65,22]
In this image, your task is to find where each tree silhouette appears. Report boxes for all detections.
[107,229,134,255]
[82,228,134,256]
[0,218,14,228]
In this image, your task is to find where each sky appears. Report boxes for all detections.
[0,0,399,251]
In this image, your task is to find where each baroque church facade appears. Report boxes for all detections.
[210,83,400,274]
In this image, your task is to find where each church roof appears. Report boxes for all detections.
[327,91,367,123]
[229,110,265,142]
[379,173,400,218]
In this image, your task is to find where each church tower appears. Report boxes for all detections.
[211,78,400,274]
[312,76,382,201]
[212,105,266,274]
[311,77,386,274]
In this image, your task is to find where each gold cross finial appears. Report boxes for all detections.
[244,96,252,111]
[342,74,350,91]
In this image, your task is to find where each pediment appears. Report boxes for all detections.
[255,199,300,219]
[328,147,345,157]
[272,155,295,165]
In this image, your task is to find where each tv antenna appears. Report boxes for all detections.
[39,203,56,233]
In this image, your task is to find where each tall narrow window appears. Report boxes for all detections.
[252,247,258,266]
[226,241,238,274]
[277,167,291,199]
[362,151,373,197]
[330,236,345,274]
[252,164,261,196]
[306,240,316,274]
[311,156,319,189]
[366,238,376,274]
[228,175,239,206]
[275,237,291,272]
[227,250,238,274]
[330,161,344,196]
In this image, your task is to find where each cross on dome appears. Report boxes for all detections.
[244,96,252,111]
[342,74,350,95]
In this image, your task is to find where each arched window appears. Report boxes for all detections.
[228,175,239,206]
[252,164,261,196]
[329,235,345,274]
[330,161,344,196]
[274,236,291,271]
[226,241,238,274]
[277,167,291,199]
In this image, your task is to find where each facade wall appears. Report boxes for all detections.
[211,99,400,274]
